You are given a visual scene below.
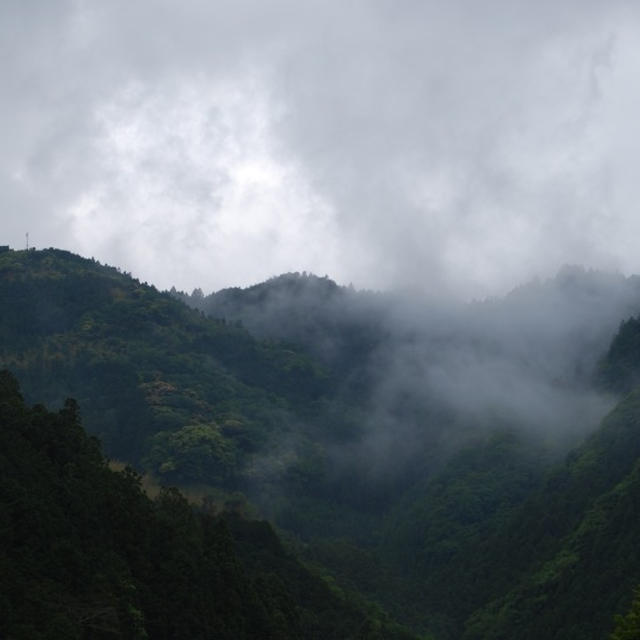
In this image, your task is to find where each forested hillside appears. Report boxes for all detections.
[0,369,419,639]
[4,247,640,638]
[0,248,333,484]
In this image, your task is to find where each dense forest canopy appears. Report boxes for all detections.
[0,368,418,639]
[3,247,640,638]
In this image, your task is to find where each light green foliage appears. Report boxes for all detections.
[610,587,640,640]
[145,422,235,483]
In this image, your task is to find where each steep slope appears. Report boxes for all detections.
[0,248,330,491]
[377,430,549,637]
[461,385,640,639]
[7,247,640,639]
[0,370,419,639]
[278,287,640,638]
[455,311,640,638]
[362,353,640,639]
[598,315,640,393]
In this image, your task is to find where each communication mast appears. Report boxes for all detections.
[26,232,29,250]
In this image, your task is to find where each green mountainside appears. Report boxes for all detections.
[4,247,640,638]
[0,369,418,639]
[0,248,331,484]
[461,387,640,639]
[173,272,390,379]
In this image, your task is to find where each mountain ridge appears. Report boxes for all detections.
[4,246,640,638]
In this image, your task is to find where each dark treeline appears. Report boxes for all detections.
[4,248,640,638]
[0,369,417,639]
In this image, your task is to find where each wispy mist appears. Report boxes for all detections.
[3,2,640,297]
[188,266,640,505]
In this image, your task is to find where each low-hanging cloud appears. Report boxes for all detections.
[192,265,640,501]
[2,1,640,298]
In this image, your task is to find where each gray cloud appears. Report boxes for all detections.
[1,1,639,295]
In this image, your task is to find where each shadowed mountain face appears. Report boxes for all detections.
[0,369,420,640]
[5,248,640,638]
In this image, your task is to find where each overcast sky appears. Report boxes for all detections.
[2,0,639,297]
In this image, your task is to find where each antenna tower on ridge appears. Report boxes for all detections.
[26,232,29,250]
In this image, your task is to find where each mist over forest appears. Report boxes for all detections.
[5,1,640,637]
[177,264,640,464]
[4,247,640,638]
